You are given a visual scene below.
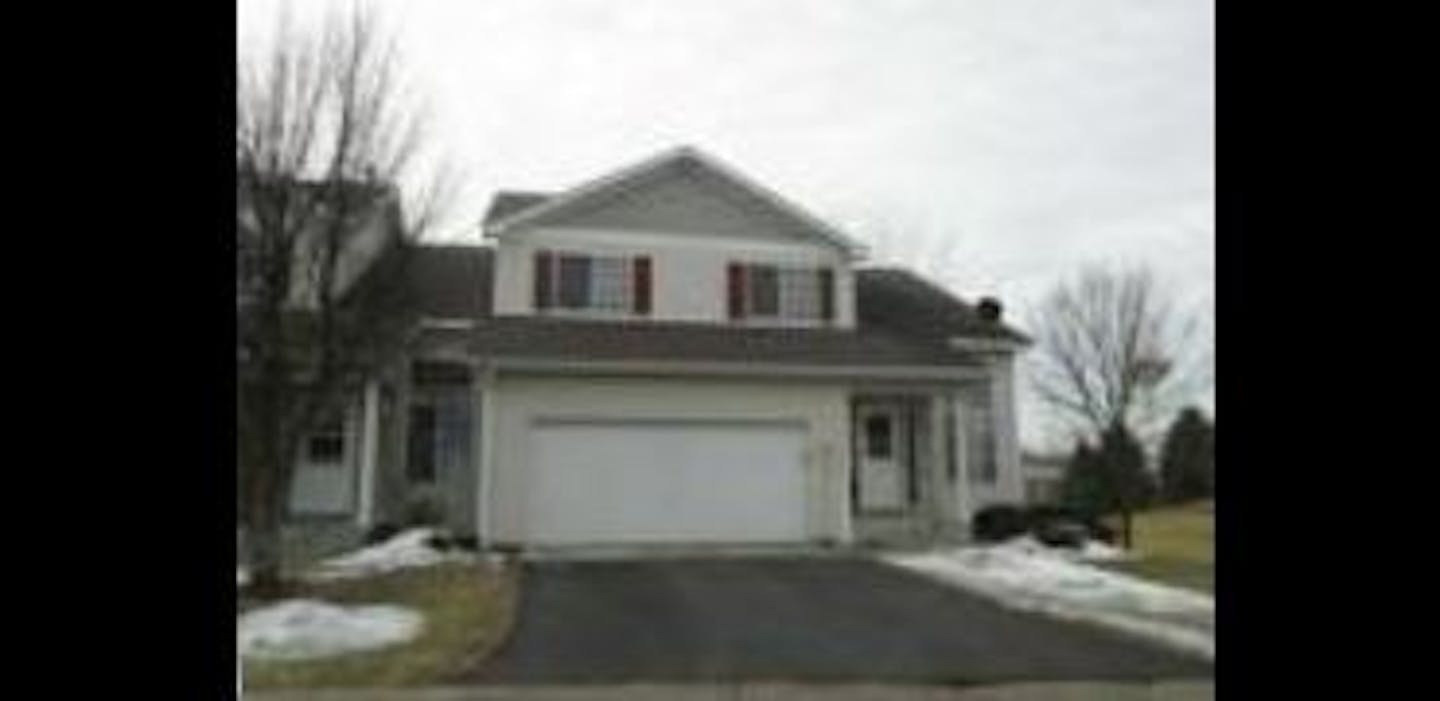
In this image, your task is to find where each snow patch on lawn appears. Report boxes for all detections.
[308,528,473,580]
[1006,535,1133,563]
[238,599,423,660]
[884,539,1214,659]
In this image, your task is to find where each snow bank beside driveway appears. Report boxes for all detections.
[238,599,423,660]
[308,528,474,581]
[1006,535,1133,563]
[884,539,1214,660]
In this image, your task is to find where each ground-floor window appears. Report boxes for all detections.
[1025,478,1062,504]
[407,404,438,483]
[944,400,959,482]
[968,387,999,485]
[304,418,346,466]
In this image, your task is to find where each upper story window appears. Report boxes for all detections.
[535,250,651,315]
[728,263,834,323]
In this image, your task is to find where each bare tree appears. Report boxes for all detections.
[236,4,451,594]
[1028,265,1204,446]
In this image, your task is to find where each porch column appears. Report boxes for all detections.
[388,360,413,526]
[951,396,973,535]
[991,355,1024,503]
[355,379,381,528]
[928,393,954,528]
[472,362,498,549]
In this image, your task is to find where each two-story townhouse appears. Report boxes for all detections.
[283,146,1030,551]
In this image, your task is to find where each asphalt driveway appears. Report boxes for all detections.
[462,557,1212,685]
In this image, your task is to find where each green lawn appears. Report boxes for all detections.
[1101,500,1214,594]
[240,561,517,689]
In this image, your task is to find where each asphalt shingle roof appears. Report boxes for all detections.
[856,267,1031,343]
[405,244,492,319]
[465,317,978,367]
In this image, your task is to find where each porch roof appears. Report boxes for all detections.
[458,317,986,368]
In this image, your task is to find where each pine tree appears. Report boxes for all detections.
[1100,421,1153,547]
[1061,440,1106,518]
[1159,407,1215,503]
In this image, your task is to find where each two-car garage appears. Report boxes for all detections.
[524,419,808,545]
[488,377,851,548]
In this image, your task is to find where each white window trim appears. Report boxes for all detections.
[539,251,644,319]
[740,263,830,324]
[304,419,349,468]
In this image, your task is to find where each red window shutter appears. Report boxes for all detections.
[727,263,746,320]
[534,250,553,310]
[819,267,835,323]
[632,256,652,314]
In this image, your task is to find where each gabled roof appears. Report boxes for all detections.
[482,146,868,257]
[482,191,551,228]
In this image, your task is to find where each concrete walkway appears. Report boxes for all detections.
[247,681,1214,700]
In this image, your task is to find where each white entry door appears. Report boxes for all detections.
[857,404,907,511]
[525,418,809,545]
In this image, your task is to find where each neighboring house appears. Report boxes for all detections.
[236,181,402,311]
[283,146,1031,550]
[237,181,405,524]
[1021,452,1068,505]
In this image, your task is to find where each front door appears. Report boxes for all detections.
[404,391,474,529]
[856,403,908,511]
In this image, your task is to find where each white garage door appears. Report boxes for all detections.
[525,418,808,545]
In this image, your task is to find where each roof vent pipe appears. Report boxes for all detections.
[977,297,1003,322]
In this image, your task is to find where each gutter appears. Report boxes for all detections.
[481,357,989,382]
[947,337,1029,354]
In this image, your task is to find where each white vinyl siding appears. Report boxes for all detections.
[494,226,858,328]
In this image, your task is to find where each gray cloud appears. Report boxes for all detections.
[239,0,1215,448]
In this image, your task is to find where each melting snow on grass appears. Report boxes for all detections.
[308,528,473,581]
[238,599,423,660]
[1005,535,1133,563]
[884,537,1214,659]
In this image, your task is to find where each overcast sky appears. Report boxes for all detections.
[239,0,1215,450]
